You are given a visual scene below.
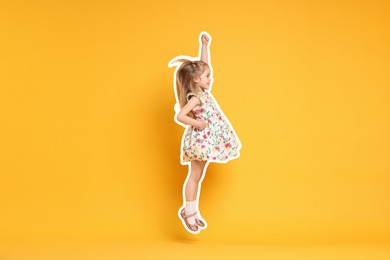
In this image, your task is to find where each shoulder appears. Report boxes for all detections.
[186,92,197,99]
[186,92,201,105]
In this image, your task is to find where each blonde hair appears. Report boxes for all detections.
[169,59,209,119]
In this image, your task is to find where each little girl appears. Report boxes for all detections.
[168,32,242,234]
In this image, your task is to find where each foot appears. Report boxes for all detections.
[194,215,207,228]
[180,208,199,233]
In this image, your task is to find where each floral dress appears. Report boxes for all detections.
[181,90,242,164]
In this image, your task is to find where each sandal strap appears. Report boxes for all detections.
[184,210,197,218]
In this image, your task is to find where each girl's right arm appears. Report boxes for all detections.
[200,34,210,64]
[176,97,207,130]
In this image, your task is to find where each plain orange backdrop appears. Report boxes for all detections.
[0,0,389,253]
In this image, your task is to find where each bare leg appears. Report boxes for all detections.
[181,160,209,230]
[185,160,206,201]
[193,160,208,200]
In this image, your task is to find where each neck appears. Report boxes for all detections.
[193,87,204,94]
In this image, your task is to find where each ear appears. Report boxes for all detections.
[193,76,200,83]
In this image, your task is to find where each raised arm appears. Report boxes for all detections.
[199,33,211,65]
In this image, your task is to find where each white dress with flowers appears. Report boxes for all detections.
[181,90,241,164]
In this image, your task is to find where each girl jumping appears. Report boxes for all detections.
[168,32,242,234]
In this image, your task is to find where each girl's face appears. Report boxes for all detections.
[195,67,212,90]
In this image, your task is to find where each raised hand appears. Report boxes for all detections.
[201,34,210,45]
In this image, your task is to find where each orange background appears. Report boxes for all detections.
[0,0,389,258]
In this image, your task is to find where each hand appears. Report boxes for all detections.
[201,34,210,45]
[196,121,207,131]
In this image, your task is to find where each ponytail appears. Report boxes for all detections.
[169,58,209,119]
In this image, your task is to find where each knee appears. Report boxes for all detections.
[190,161,206,182]
[190,171,202,183]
